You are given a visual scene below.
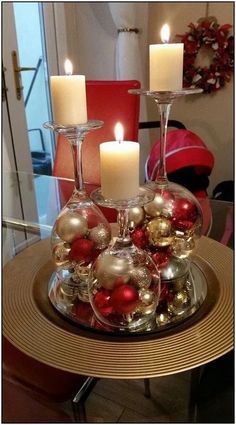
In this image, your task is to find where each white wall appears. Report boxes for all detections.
[148,2,234,195]
[63,2,233,194]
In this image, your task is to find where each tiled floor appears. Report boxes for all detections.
[84,371,192,423]
[82,352,234,423]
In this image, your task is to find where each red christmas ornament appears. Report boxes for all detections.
[69,238,96,262]
[172,218,195,231]
[94,289,113,316]
[111,284,139,314]
[131,227,148,249]
[172,198,197,231]
[152,251,170,269]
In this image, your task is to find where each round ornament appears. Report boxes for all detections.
[128,206,145,229]
[144,191,173,218]
[129,266,152,289]
[94,254,131,290]
[111,284,140,314]
[131,227,148,249]
[172,236,195,259]
[146,217,173,247]
[177,18,234,93]
[167,289,191,315]
[89,223,111,249]
[69,238,97,263]
[55,212,88,243]
[94,289,113,316]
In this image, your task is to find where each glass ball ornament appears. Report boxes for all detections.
[51,202,112,302]
[88,246,161,331]
[130,181,203,261]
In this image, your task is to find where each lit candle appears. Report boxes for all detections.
[100,123,140,200]
[149,24,183,91]
[50,59,87,125]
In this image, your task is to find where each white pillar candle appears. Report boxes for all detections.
[50,59,87,125]
[149,24,183,91]
[100,123,140,200]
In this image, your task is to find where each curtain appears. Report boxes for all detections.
[108,2,143,83]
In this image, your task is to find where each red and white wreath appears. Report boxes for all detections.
[177,18,234,93]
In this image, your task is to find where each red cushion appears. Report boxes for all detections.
[3,337,86,402]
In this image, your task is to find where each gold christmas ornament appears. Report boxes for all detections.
[129,266,152,289]
[52,242,71,267]
[172,236,195,258]
[156,312,172,326]
[128,206,145,229]
[144,193,173,218]
[55,212,88,243]
[146,217,173,247]
[167,289,191,315]
[89,223,111,249]
[138,289,156,315]
[94,254,131,290]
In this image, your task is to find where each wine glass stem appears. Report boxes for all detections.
[154,101,172,186]
[70,136,85,194]
[117,209,131,244]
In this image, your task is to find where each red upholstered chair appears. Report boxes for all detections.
[3,336,97,422]
[53,80,141,222]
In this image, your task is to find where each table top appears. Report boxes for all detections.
[2,171,234,378]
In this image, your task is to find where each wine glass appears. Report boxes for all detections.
[44,121,112,308]
[89,187,161,331]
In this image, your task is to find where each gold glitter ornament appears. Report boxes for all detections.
[146,217,173,247]
[129,266,152,289]
[55,212,88,243]
[52,242,71,267]
[94,254,131,290]
[167,289,191,315]
[172,236,195,259]
[89,223,111,249]
[128,206,145,229]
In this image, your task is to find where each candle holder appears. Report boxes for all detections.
[44,121,112,305]
[128,88,205,320]
[89,187,161,332]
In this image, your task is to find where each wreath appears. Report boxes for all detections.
[177,18,234,93]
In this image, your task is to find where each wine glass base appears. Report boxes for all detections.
[128,87,203,103]
[90,186,155,209]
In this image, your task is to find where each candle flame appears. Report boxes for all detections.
[64,59,73,75]
[161,24,170,43]
[115,122,124,142]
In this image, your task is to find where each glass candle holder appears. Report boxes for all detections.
[128,89,204,260]
[127,89,205,321]
[89,187,161,332]
[44,121,112,305]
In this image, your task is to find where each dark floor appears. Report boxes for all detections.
[80,352,234,423]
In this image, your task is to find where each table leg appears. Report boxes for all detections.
[188,366,203,422]
[144,378,151,398]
